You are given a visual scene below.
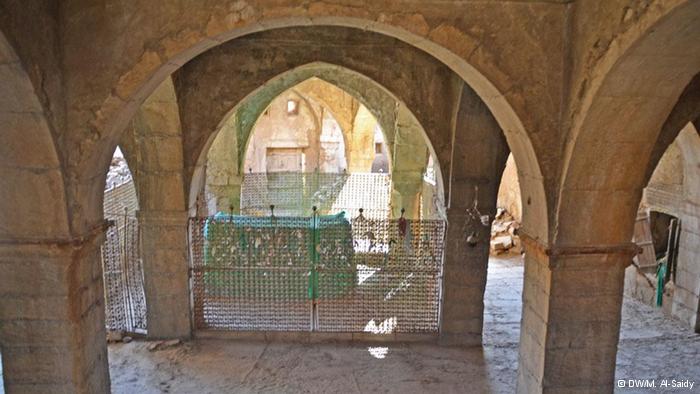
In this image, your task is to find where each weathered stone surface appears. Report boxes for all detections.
[0,239,110,393]
[1,2,699,393]
[517,248,630,393]
[439,83,509,347]
[174,28,459,209]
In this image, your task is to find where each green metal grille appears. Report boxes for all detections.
[188,213,445,333]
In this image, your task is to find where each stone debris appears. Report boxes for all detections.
[122,336,133,344]
[491,235,513,251]
[107,330,125,343]
[490,208,522,255]
[105,155,133,190]
[147,339,182,351]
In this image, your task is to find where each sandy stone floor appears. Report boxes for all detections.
[1,256,698,393]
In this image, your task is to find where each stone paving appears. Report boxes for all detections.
[106,256,700,393]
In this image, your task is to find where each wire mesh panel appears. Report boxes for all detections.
[101,215,147,333]
[104,181,139,217]
[189,213,445,333]
[325,173,392,219]
[189,215,315,331]
[240,172,391,218]
[316,216,445,333]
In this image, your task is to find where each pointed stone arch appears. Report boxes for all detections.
[187,62,445,218]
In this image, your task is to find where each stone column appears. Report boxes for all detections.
[346,105,376,173]
[440,181,492,346]
[391,171,424,219]
[390,104,430,220]
[672,199,700,332]
[438,81,508,346]
[0,231,111,393]
[138,210,191,339]
[211,177,242,214]
[516,239,632,393]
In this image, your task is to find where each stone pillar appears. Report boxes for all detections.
[391,171,423,219]
[516,239,631,393]
[438,81,508,347]
[0,232,111,393]
[138,210,191,339]
[390,104,429,220]
[440,181,491,346]
[672,199,700,332]
[346,105,376,173]
[212,178,242,214]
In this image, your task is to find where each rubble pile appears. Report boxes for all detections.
[490,208,522,255]
[105,156,133,190]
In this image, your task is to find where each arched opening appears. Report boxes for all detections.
[96,25,546,391]
[13,13,544,392]
[482,153,525,349]
[189,67,447,335]
[546,3,700,389]
[8,2,700,391]
[0,30,74,392]
[137,26,540,390]
[53,19,549,389]
[235,86,396,218]
[106,32,528,389]
[102,146,147,337]
[193,66,446,221]
[93,22,547,246]
[626,122,700,330]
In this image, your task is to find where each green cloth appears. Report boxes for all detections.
[203,213,355,300]
[656,256,668,307]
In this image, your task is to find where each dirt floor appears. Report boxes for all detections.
[1,256,699,393]
[105,256,700,393]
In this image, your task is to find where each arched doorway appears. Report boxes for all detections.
[188,69,447,335]
[101,146,147,335]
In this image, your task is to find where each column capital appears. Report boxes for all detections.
[520,231,639,269]
[0,220,110,257]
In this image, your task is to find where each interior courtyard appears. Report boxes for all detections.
[0,1,699,393]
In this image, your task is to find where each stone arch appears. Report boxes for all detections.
[0,29,90,393]
[639,122,700,332]
[238,78,397,174]
[115,77,191,339]
[557,0,700,246]
[233,75,396,176]
[292,78,386,171]
[117,77,187,213]
[81,15,547,242]
[642,73,700,188]
[241,87,324,172]
[189,62,443,217]
[0,31,69,240]
[294,78,359,140]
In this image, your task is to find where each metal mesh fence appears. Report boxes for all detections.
[189,212,445,333]
[240,172,391,219]
[316,216,444,333]
[189,215,315,331]
[101,179,147,333]
[101,214,147,333]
